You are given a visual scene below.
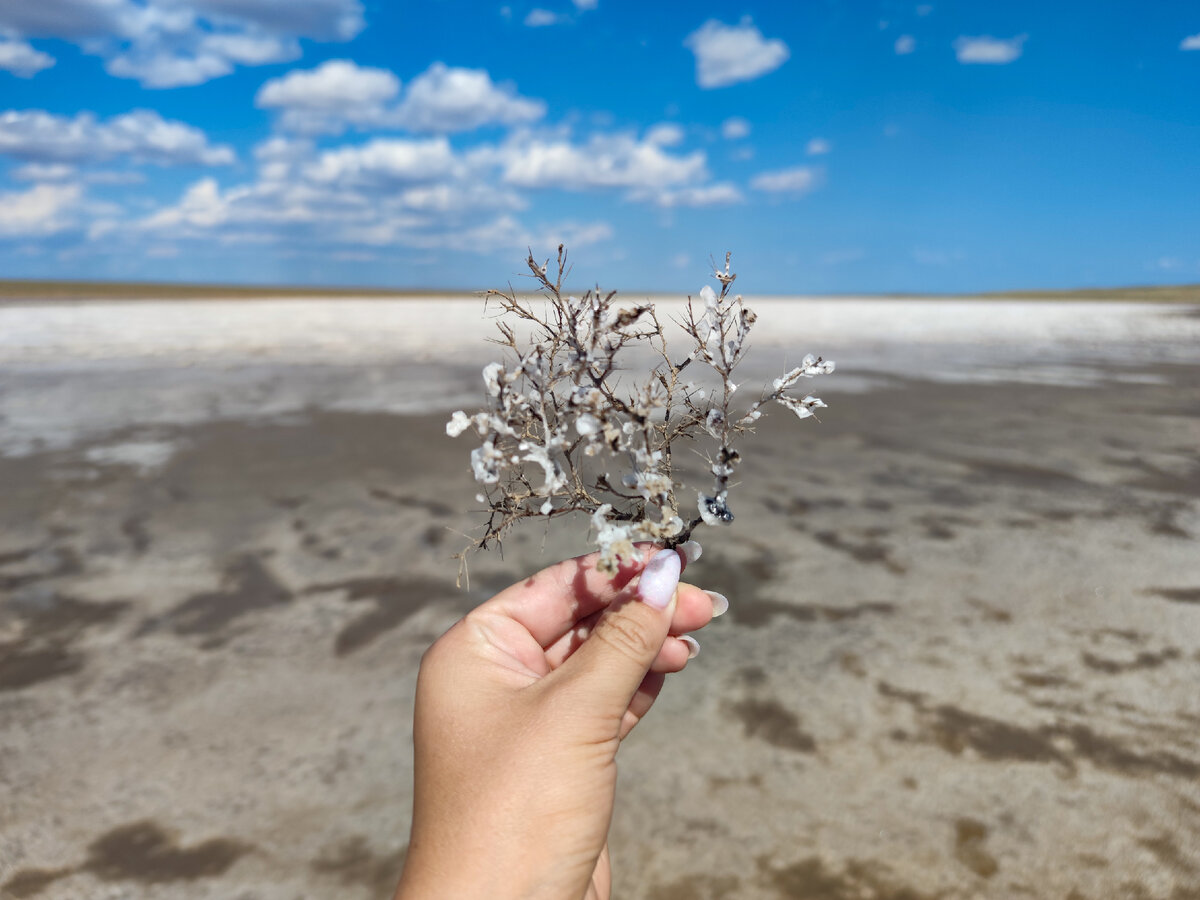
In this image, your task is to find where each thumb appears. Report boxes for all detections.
[556,548,681,722]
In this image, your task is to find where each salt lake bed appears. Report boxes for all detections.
[1,294,1198,899]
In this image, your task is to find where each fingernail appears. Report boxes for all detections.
[638,549,681,609]
[705,590,729,618]
[679,635,700,659]
[680,540,703,564]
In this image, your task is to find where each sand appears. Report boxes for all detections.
[0,297,1198,899]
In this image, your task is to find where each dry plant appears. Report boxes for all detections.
[447,245,834,581]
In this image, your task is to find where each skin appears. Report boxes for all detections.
[394,544,716,900]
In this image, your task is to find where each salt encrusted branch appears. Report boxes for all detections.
[448,246,834,582]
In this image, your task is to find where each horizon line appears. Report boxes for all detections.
[1,277,1199,304]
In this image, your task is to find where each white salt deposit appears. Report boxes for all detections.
[0,295,1196,458]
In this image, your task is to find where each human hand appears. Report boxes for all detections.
[394,543,723,900]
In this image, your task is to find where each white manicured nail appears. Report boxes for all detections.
[679,635,700,659]
[680,540,703,564]
[638,549,681,609]
[705,591,729,618]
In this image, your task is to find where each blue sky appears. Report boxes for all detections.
[0,1,1197,293]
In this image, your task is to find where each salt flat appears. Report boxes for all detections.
[0,295,1198,899]
[1,296,1196,458]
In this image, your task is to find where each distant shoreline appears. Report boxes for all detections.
[1,279,1199,304]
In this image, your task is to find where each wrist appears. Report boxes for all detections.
[396,836,569,900]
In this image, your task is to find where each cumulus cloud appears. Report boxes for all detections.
[135,165,597,255]
[106,52,239,88]
[644,123,685,147]
[0,39,55,77]
[954,34,1027,64]
[11,162,77,182]
[393,63,546,132]
[495,130,708,192]
[750,166,820,195]
[256,59,401,134]
[199,32,299,65]
[721,117,751,140]
[409,216,612,254]
[191,0,363,40]
[0,183,84,237]
[571,0,598,9]
[0,0,363,88]
[806,137,831,155]
[128,135,489,246]
[894,34,915,55]
[0,109,235,166]
[256,60,544,135]
[0,3,124,39]
[684,18,789,88]
[116,122,721,256]
[304,138,458,185]
[638,183,744,208]
[1182,33,1200,51]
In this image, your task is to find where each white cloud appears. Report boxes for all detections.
[0,109,235,166]
[200,32,299,65]
[11,162,77,182]
[496,130,708,192]
[0,2,125,39]
[305,138,459,185]
[256,60,544,135]
[191,0,363,40]
[721,117,751,140]
[0,39,55,77]
[572,0,598,9]
[644,123,685,147]
[684,18,789,89]
[402,215,612,254]
[0,182,84,237]
[0,0,363,88]
[96,124,723,257]
[525,9,563,27]
[135,165,602,255]
[106,51,237,88]
[256,59,401,134]
[639,182,744,208]
[130,133,515,248]
[954,34,1027,65]
[394,181,526,215]
[894,34,915,55]
[12,162,145,186]
[140,178,231,230]
[1182,33,1200,51]
[750,166,820,195]
[257,59,398,109]
[394,63,545,133]
[806,137,831,156]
